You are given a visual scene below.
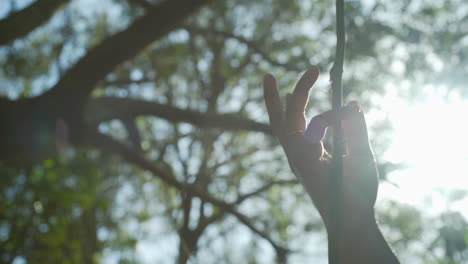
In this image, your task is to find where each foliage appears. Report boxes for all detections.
[1,0,467,263]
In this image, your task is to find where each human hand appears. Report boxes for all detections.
[263,67,378,229]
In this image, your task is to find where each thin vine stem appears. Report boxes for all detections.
[329,0,346,263]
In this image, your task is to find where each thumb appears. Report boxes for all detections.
[342,101,374,156]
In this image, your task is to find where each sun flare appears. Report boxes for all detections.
[377,92,468,214]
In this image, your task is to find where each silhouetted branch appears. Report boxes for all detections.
[235,179,297,204]
[102,78,157,86]
[185,26,303,71]
[0,0,70,45]
[86,130,288,255]
[129,0,154,9]
[194,211,225,238]
[187,31,208,92]
[42,0,212,112]
[211,148,259,172]
[85,97,271,134]
[120,116,143,153]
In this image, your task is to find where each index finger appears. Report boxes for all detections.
[288,66,320,115]
[263,74,286,143]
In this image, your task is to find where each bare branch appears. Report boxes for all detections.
[85,97,271,134]
[0,0,70,45]
[210,148,258,172]
[0,0,213,166]
[185,26,303,71]
[102,78,157,87]
[120,116,143,153]
[235,179,297,204]
[187,31,208,92]
[128,0,154,9]
[41,0,212,112]
[194,211,225,238]
[85,129,288,255]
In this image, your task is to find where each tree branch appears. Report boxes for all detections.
[194,211,225,238]
[128,0,154,9]
[0,0,70,45]
[102,78,157,86]
[185,26,303,71]
[235,179,297,204]
[85,97,271,134]
[42,0,212,112]
[85,129,288,255]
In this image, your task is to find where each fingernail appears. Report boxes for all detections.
[309,65,320,74]
[346,101,362,112]
[263,74,276,93]
[305,66,320,79]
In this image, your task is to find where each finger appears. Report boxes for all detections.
[304,115,329,143]
[298,110,335,162]
[286,92,307,134]
[342,101,374,156]
[286,67,319,133]
[288,66,320,115]
[303,104,365,143]
[263,74,286,143]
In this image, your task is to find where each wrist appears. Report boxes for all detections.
[338,212,379,241]
[324,212,400,264]
[323,207,376,235]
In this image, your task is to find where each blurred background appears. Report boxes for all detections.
[1,0,468,263]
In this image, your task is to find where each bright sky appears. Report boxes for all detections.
[375,86,468,217]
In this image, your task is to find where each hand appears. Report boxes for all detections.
[263,67,378,228]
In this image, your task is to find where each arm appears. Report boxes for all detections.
[332,208,399,263]
[263,67,399,264]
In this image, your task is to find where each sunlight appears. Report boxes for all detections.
[378,89,468,214]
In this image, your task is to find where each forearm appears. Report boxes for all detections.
[326,213,400,264]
